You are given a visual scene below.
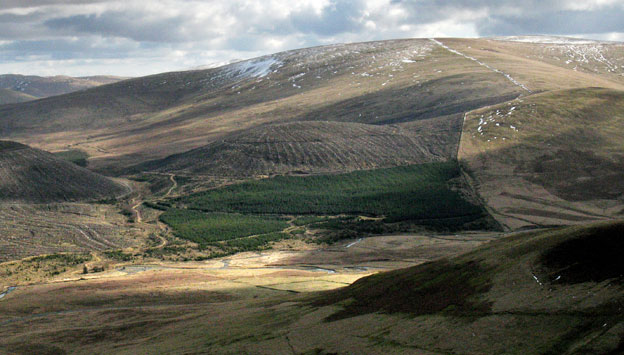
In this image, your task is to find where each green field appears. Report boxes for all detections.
[176,162,484,223]
[159,209,288,247]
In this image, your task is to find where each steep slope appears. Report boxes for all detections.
[0,141,129,203]
[304,221,624,354]
[0,38,527,171]
[137,121,458,177]
[0,74,128,99]
[459,87,624,230]
[0,88,36,105]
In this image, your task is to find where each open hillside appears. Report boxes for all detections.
[1,220,621,354]
[0,38,529,171]
[459,87,624,230]
[0,141,129,203]
[138,121,458,177]
[0,89,36,105]
[0,74,128,99]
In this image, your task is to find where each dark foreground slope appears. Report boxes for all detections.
[304,221,624,354]
[1,222,621,354]
[0,141,129,203]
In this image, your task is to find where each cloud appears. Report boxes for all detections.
[477,7,624,36]
[0,0,622,76]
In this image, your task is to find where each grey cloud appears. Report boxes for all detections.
[289,0,366,36]
[0,11,52,40]
[44,12,193,43]
[1,0,109,8]
[0,38,140,60]
[477,8,624,36]
[389,0,624,37]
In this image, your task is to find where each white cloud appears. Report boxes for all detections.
[0,0,621,76]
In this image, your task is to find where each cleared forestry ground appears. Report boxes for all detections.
[0,203,153,264]
[136,120,457,178]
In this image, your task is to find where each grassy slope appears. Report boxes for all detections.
[0,141,128,203]
[302,220,624,354]
[459,87,624,230]
[443,38,624,93]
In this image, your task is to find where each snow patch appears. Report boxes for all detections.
[493,36,603,45]
[229,57,281,79]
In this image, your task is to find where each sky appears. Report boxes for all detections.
[1,0,623,77]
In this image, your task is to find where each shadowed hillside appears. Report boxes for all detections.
[304,221,624,354]
[0,141,129,203]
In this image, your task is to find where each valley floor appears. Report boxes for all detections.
[0,231,499,354]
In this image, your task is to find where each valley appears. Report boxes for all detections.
[0,36,623,354]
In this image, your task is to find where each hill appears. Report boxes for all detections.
[303,220,624,354]
[0,88,36,105]
[458,87,624,230]
[137,121,458,177]
[0,38,529,171]
[0,74,128,99]
[0,141,129,203]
